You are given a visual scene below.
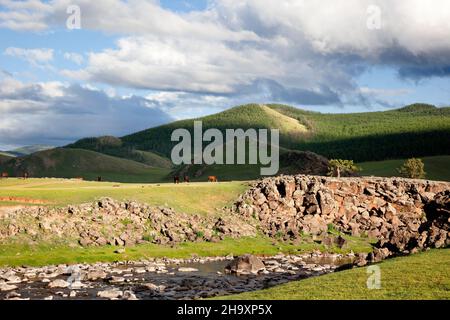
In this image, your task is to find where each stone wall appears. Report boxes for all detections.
[234,175,450,260]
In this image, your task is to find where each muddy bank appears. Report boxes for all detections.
[0,252,354,300]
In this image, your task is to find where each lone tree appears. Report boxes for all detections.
[397,158,426,179]
[328,159,360,178]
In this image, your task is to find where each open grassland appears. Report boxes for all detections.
[359,155,450,182]
[219,249,450,300]
[0,178,249,214]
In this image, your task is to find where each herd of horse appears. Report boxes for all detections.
[1,172,28,179]
[173,175,218,184]
[1,172,219,183]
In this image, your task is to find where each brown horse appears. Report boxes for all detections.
[173,176,180,184]
[183,175,190,183]
[1,172,8,179]
[208,176,218,182]
[23,172,29,179]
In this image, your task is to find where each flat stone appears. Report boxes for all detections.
[0,282,18,291]
[97,289,123,299]
[48,279,70,288]
[177,267,199,272]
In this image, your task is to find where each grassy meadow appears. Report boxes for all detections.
[0,234,374,268]
[0,178,248,214]
[359,155,450,182]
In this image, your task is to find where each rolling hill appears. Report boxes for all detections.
[66,136,172,168]
[0,154,12,165]
[61,102,450,181]
[0,148,171,183]
[6,102,448,182]
[5,145,55,157]
[117,103,450,162]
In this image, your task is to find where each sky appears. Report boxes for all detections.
[0,0,450,149]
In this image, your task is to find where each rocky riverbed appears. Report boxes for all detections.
[0,252,354,300]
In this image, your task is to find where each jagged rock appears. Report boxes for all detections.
[234,175,449,262]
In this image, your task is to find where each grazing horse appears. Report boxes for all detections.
[208,176,218,182]
[97,176,102,182]
[23,172,28,179]
[183,175,190,183]
[1,172,8,179]
[173,176,180,184]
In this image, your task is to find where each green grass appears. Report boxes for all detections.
[0,178,249,214]
[0,234,373,268]
[359,155,450,181]
[218,249,450,300]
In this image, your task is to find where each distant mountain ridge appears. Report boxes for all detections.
[3,145,55,157]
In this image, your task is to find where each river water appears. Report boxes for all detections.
[0,253,355,300]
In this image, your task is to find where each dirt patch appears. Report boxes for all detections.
[0,196,50,204]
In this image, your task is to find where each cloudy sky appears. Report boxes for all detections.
[1,0,450,149]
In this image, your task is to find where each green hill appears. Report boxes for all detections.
[61,102,450,181]
[117,103,450,162]
[120,104,309,157]
[66,136,172,168]
[269,103,450,161]
[0,148,171,182]
[0,154,12,165]
[7,144,54,156]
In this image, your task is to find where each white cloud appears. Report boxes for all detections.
[63,52,84,65]
[359,87,412,97]
[0,76,173,147]
[4,47,54,66]
[0,0,52,31]
[1,0,450,107]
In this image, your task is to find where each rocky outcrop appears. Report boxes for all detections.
[0,198,256,246]
[225,254,266,275]
[234,175,450,260]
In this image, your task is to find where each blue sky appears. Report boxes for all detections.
[0,0,449,149]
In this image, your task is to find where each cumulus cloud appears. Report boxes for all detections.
[4,47,54,66]
[1,0,450,112]
[53,0,450,104]
[0,75,173,148]
[63,52,84,65]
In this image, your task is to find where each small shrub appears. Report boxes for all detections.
[328,159,360,178]
[196,231,205,238]
[397,158,426,179]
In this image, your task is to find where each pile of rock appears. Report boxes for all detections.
[234,175,450,260]
[0,197,256,246]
